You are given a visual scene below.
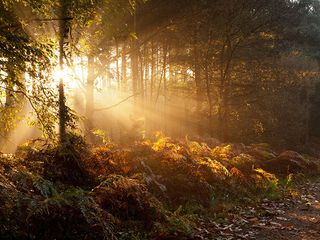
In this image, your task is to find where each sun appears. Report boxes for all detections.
[52,65,83,89]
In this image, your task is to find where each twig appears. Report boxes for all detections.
[0,86,50,136]
[94,93,140,112]
[0,18,73,30]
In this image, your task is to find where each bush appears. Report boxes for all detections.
[27,186,116,240]
[152,206,196,239]
[93,174,165,226]
[0,155,116,240]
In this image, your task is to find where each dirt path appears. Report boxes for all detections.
[194,178,320,240]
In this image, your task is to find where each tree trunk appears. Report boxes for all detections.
[303,77,311,145]
[131,41,139,112]
[5,65,15,108]
[218,72,228,141]
[205,64,213,136]
[58,7,68,144]
[139,47,144,104]
[85,54,95,143]
[121,44,127,92]
[131,9,139,113]
[115,39,120,91]
[150,40,155,102]
[193,35,202,135]
[218,39,233,142]
[144,44,149,100]
[163,44,168,132]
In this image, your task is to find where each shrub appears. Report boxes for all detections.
[27,186,116,240]
[152,206,195,239]
[93,174,165,226]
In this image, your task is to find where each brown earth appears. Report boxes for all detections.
[194,177,320,240]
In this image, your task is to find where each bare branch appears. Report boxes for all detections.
[94,93,140,112]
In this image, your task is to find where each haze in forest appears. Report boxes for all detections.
[0,0,319,152]
[2,1,320,240]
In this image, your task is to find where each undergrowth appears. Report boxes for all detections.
[0,134,318,239]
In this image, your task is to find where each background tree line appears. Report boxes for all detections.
[0,0,319,150]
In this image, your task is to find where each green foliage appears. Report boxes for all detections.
[253,168,281,200]
[1,0,320,237]
[230,154,257,172]
[153,206,196,239]
[17,133,90,185]
[26,185,116,239]
[92,129,111,145]
[0,153,116,239]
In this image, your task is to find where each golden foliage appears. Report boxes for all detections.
[2,136,317,239]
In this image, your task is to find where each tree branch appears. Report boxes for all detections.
[94,93,140,112]
[0,18,73,30]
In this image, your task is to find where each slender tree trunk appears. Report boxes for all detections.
[144,42,151,136]
[5,71,26,106]
[144,44,149,101]
[131,8,139,112]
[218,68,228,141]
[205,64,213,136]
[139,48,144,104]
[150,40,155,102]
[17,72,26,103]
[5,83,13,107]
[131,42,139,111]
[163,44,168,132]
[115,39,120,91]
[5,64,15,107]
[193,34,202,135]
[304,77,311,145]
[155,45,166,104]
[218,39,232,142]
[121,44,127,92]
[58,6,68,144]
[85,54,95,143]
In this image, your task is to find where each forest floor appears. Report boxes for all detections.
[194,177,320,240]
[2,136,320,239]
